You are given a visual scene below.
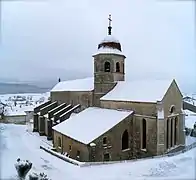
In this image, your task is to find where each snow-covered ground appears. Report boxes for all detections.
[0,92,50,116]
[0,92,196,179]
[1,122,196,180]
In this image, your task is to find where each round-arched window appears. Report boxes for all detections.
[116,62,120,72]
[104,61,111,72]
[169,105,175,114]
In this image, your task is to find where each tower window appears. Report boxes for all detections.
[122,130,129,150]
[116,62,120,72]
[104,61,110,72]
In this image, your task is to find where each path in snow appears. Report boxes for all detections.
[0,123,196,180]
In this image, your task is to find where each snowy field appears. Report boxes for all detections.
[0,93,196,179]
[0,122,196,180]
[0,92,50,116]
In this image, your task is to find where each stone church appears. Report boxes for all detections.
[33,15,185,162]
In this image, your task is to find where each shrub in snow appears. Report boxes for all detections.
[29,172,39,180]
[190,123,196,137]
[15,158,32,179]
[185,127,192,136]
[29,172,50,180]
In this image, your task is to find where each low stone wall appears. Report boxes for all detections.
[183,101,196,113]
[83,142,196,167]
[40,141,196,167]
[0,115,26,124]
[40,146,84,166]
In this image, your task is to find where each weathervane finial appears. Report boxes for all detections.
[108,14,112,35]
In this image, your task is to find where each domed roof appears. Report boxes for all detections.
[101,35,119,43]
[98,35,122,51]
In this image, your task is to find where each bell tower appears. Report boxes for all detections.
[93,14,126,106]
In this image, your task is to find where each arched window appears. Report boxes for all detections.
[171,119,173,147]
[103,137,107,145]
[122,130,129,150]
[166,119,169,149]
[142,119,146,149]
[116,62,120,72]
[104,61,110,72]
[174,117,178,145]
[58,137,61,147]
[170,105,175,114]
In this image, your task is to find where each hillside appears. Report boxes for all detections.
[0,83,50,94]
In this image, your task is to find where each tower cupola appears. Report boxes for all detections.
[97,14,122,52]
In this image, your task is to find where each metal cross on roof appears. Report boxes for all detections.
[108,14,112,35]
[108,14,112,27]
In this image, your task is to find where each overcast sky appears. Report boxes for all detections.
[0,0,195,92]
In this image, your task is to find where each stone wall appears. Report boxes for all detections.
[89,115,134,162]
[183,101,196,113]
[100,100,157,116]
[93,54,125,75]
[51,91,93,111]
[162,80,185,152]
[2,115,26,124]
[163,80,183,118]
[93,53,125,107]
[88,113,157,162]
[134,114,157,156]
[53,131,89,162]
[25,111,34,123]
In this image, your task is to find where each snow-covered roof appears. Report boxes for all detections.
[101,79,173,103]
[93,47,125,56]
[51,77,94,92]
[101,35,120,43]
[52,107,133,144]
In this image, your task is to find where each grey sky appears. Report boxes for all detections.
[0,0,195,92]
